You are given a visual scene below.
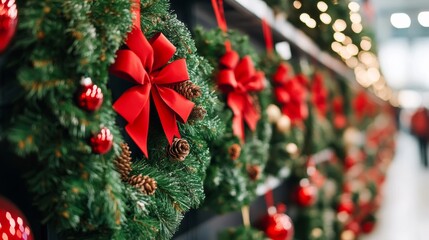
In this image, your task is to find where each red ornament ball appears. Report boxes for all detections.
[77,77,103,111]
[344,221,361,235]
[0,0,18,53]
[337,198,354,215]
[263,213,294,240]
[0,196,34,240]
[361,220,375,234]
[90,127,113,154]
[296,179,318,207]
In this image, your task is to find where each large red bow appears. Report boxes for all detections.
[353,91,377,121]
[274,66,308,123]
[311,73,328,117]
[332,96,347,129]
[217,51,265,141]
[110,27,194,158]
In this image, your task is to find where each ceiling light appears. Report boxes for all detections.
[275,42,292,60]
[320,13,332,24]
[398,90,422,109]
[390,13,411,29]
[348,2,360,12]
[317,1,328,12]
[418,11,429,27]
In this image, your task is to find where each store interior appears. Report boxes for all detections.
[1,0,429,239]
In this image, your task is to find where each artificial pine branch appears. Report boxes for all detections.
[114,143,132,181]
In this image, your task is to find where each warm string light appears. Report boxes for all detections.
[322,1,394,102]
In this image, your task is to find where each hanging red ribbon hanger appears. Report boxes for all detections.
[109,0,195,158]
[262,188,294,240]
[211,0,265,142]
[262,19,274,56]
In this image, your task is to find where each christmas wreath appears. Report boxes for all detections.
[1,0,219,239]
[194,9,271,212]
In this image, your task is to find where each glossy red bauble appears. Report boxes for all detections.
[77,81,103,112]
[337,198,354,215]
[90,127,113,154]
[345,221,361,235]
[296,179,318,207]
[0,0,18,53]
[0,196,34,240]
[263,213,294,240]
[361,220,375,234]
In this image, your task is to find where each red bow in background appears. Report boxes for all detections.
[273,65,309,123]
[311,73,328,117]
[332,96,347,129]
[353,91,377,121]
[217,50,265,141]
[109,1,194,158]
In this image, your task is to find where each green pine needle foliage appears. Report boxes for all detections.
[194,28,271,213]
[259,54,306,177]
[1,0,219,239]
[219,226,267,240]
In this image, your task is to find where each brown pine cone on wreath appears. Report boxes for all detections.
[247,165,261,181]
[128,174,157,195]
[167,138,190,161]
[189,105,207,121]
[114,143,132,181]
[172,81,202,100]
[228,143,241,161]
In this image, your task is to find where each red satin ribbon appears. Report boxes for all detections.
[353,91,377,120]
[109,0,194,157]
[262,18,274,55]
[211,0,231,51]
[217,51,264,141]
[311,73,328,117]
[274,67,308,123]
[332,96,347,129]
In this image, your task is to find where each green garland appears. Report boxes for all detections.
[259,54,306,177]
[1,0,219,239]
[194,28,271,213]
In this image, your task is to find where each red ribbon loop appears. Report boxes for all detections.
[110,11,194,157]
[311,73,328,117]
[262,18,274,55]
[274,71,309,123]
[217,51,265,141]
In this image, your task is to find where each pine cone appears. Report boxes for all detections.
[247,165,261,181]
[172,81,202,100]
[189,106,207,121]
[114,143,132,181]
[228,143,241,160]
[167,138,190,161]
[128,174,157,195]
[251,94,261,115]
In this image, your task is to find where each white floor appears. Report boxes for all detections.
[362,130,429,240]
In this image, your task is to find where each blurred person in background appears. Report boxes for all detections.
[410,107,429,168]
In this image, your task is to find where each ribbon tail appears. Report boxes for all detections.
[232,113,245,143]
[126,103,150,158]
[243,96,260,131]
[228,93,246,142]
[152,87,180,145]
[156,86,194,123]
